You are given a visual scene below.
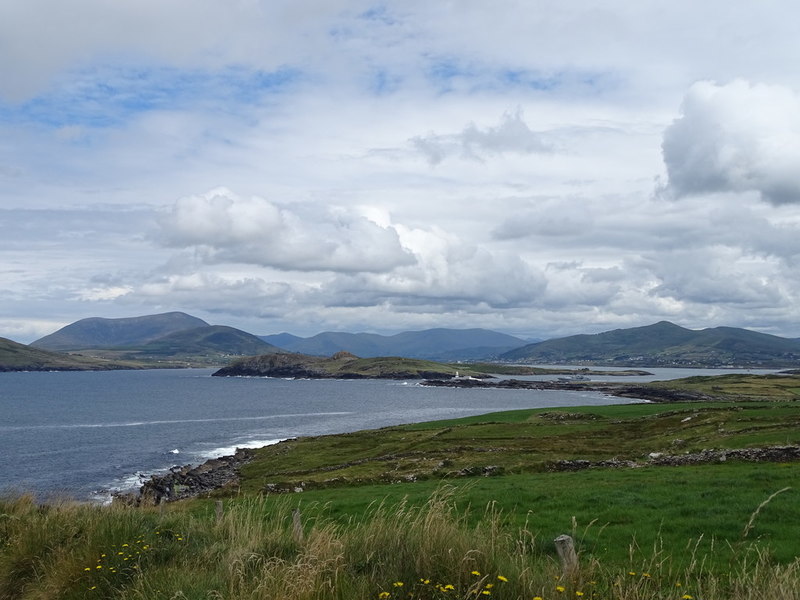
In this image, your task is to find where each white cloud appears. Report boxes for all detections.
[661,80,800,204]
[159,188,415,273]
[5,3,800,343]
[411,109,551,165]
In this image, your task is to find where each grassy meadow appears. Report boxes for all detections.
[2,375,800,599]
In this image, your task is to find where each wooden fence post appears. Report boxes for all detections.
[215,500,224,522]
[554,534,579,577]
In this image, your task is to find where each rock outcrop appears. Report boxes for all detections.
[114,448,255,506]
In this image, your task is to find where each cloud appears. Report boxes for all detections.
[411,109,552,165]
[661,80,800,204]
[159,188,415,273]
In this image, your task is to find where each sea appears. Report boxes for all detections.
[0,366,777,503]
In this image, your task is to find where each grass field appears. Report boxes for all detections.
[2,375,800,599]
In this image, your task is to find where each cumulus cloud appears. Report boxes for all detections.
[661,80,800,204]
[411,109,552,165]
[159,188,415,273]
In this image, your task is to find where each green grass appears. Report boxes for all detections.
[3,469,800,599]
[647,373,800,400]
[5,374,800,598]
[234,401,800,495]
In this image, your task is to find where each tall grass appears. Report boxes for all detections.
[1,490,799,600]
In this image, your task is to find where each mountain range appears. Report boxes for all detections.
[501,320,800,367]
[7,313,800,370]
[260,328,529,360]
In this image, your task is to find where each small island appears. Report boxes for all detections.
[211,351,492,379]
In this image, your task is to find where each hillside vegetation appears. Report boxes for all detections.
[0,337,144,371]
[212,351,489,379]
[503,320,800,367]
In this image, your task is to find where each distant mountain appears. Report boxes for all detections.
[32,312,209,351]
[134,325,282,358]
[501,321,800,367]
[259,328,527,360]
[0,337,141,371]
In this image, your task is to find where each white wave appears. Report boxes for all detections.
[196,438,286,460]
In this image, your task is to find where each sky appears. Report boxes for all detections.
[3,1,800,344]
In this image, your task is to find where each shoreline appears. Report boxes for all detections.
[117,381,710,505]
[113,447,257,506]
[420,378,712,403]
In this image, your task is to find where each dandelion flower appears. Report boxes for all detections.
[481,591,491,596]
[576,592,584,597]
[378,593,390,599]
[556,585,566,593]
[444,584,455,591]
[682,595,693,600]
[497,575,508,583]
[628,571,636,576]
[393,582,404,588]
[84,567,91,571]
[472,571,482,576]
[534,597,544,600]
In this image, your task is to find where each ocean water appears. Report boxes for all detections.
[0,368,638,502]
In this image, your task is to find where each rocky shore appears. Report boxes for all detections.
[113,448,255,506]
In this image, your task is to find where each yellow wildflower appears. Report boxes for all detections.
[392,582,404,588]
[556,585,566,593]
[497,575,508,583]
[682,595,693,600]
[576,592,584,597]
[472,570,482,576]
[534,597,544,600]
[378,593,390,599]
[481,591,491,596]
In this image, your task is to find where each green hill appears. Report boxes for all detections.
[0,337,142,371]
[31,312,209,351]
[134,325,282,358]
[501,321,800,367]
[213,351,487,379]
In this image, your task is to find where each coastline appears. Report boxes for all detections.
[113,447,257,506]
[420,378,712,403]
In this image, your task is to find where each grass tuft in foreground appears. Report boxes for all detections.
[2,488,800,600]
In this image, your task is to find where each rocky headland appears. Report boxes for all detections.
[212,351,489,380]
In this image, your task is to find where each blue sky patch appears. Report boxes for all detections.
[0,64,301,130]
